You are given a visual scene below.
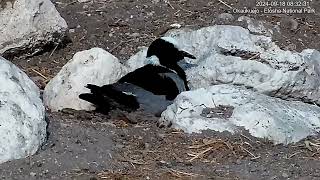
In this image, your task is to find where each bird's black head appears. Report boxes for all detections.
[146,37,195,91]
[146,37,196,67]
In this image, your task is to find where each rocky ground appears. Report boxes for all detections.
[1,0,320,179]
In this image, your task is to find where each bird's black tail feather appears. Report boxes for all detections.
[79,83,140,114]
[79,93,111,114]
[79,93,103,106]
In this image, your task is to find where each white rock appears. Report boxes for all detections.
[125,47,148,72]
[161,25,320,105]
[238,16,273,36]
[159,84,320,144]
[0,0,68,56]
[170,23,182,29]
[44,48,128,111]
[0,57,46,163]
[122,25,320,105]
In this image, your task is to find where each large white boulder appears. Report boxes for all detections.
[44,48,128,111]
[149,25,320,144]
[0,57,46,163]
[0,0,68,56]
[143,25,320,105]
[159,84,320,144]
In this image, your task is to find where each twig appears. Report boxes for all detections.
[305,140,314,151]
[63,0,77,8]
[49,43,59,57]
[305,140,320,152]
[240,145,260,159]
[289,151,303,158]
[169,169,201,177]
[248,53,261,60]
[189,146,213,161]
[309,142,320,147]
[176,4,193,13]
[189,140,219,149]
[119,157,147,165]
[44,78,51,84]
[110,39,134,53]
[164,0,174,9]
[217,0,233,9]
[240,134,254,143]
[31,69,48,80]
[243,141,254,149]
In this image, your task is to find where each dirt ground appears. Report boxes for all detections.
[1,0,320,179]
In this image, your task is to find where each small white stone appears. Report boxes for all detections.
[170,23,182,28]
[69,29,75,33]
[78,0,91,3]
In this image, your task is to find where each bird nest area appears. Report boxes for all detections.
[95,122,320,180]
[2,0,320,179]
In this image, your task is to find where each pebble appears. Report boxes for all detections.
[289,19,299,31]
[215,13,235,24]
[280,16,298,31]
[130,32,140,37]
[30,172,36,177]
[69,29,75,33]
[284,43,296,51]
[157,133,166,140]
[236,159,242,165]
[83,4,89,9]
[78,0,91,3]
[282,172,289,178]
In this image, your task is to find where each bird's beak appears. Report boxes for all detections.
[179,50,196,59]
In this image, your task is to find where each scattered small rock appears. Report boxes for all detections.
[280,16,299,31]
[170,23,182,29]
[282,172,289,178]
[129,32,140,37]
[69,29,75,33]
[77,0,91,3]
[215,13,235,24]
[238,16,273,36]
[284,43,296,51]
[83,4,89,9]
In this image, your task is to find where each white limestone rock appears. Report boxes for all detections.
[120,25,320,105]
[125,47,148,72]
[159,84,320,144]
[0,57,46,163]
[43,48,128,111]
[0,0,68,56]
[160,25,320,105]
[237,16,274,36]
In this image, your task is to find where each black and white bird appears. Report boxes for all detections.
[79,37,196,116]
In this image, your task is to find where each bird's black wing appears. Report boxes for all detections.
[118,64,182,100]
